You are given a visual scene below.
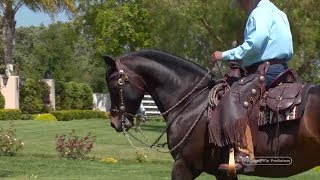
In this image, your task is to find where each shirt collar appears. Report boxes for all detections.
[257,0,270,8]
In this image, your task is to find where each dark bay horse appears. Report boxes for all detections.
[104,50,320,179]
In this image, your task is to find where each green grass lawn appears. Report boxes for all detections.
[0,119,319,180]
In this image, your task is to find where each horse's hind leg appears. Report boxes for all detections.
[301,86,320,142]
[172,159,200,180]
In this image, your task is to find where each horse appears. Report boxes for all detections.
[104,50,320,180]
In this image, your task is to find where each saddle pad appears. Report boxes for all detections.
[267,83,304,111]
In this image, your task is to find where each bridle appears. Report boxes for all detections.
[109,59,146,131]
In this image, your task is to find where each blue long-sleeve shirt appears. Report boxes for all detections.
[222,0,293,67]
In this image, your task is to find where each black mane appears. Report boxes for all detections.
[122,50,208,73]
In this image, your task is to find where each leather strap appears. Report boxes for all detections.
[113,59,146,92]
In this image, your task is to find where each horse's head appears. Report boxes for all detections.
[104,55,146,132]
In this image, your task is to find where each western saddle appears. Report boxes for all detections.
[210,62,306,126]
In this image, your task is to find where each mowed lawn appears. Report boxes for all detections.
[0,119,319,180]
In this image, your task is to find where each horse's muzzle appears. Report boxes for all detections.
[110,115,134,132]
[121,116,134,131]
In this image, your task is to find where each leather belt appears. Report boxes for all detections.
[245,59,287,74]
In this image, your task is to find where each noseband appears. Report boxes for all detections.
[109,59,146,131]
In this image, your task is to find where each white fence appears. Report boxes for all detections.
[92,93,160,115]
[141,94,161,116]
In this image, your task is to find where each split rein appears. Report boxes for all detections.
[111,59,213,153]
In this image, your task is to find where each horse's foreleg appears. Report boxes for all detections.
[172,159,196,180]
[215,174,239,180]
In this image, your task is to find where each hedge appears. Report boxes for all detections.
[20,114,34,120]
[51,110,105,121]
[0,110,22,120]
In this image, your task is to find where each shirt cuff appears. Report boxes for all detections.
[222,51,230,60]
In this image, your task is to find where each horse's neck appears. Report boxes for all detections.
[124,57,209,114]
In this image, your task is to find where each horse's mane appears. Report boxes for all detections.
[122,50,208,73]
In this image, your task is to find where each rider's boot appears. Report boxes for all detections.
[218,124,255,174]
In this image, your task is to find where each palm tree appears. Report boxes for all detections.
[0,0,76,75]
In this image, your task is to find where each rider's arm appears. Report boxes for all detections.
[222,15,269,61]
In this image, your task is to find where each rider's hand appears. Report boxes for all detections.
[212,51,223,61]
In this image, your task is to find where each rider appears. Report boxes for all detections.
[211,0,293,173]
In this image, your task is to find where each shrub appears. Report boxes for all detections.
[0,121,24,156]
[79,83,93,110]
[56,81,94,110]
[70,82,83,109]
[0,92,5,109]
[62,82,73,110]
[34,113,57,121]
[20,114,34,120]
[79,110,105,119]
[55,129,96,160]
[51,110,105,121]
[0,109,22,120]
[51,111,74,121]
[20,78,52,114]
[20,78,43,114]
[39,81,51,105]
[39,81,51,113]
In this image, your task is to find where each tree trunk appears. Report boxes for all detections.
[2,2,15,75]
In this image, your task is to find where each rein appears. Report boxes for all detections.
[161,72,211,116]
[111,58,212,153]
[148,72,211,149]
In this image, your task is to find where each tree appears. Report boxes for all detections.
[146,0,320,81]
[76,0,155,57]
[273,0,320,83]
[0,0,77,75]
[14,22,106,93]
[137,0,245,72]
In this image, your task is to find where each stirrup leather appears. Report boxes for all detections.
[228,148,236,176]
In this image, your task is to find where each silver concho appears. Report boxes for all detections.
[120,106,125,111]
[118,78,124,85]
[243,101,249,109]
[251,89,257,95]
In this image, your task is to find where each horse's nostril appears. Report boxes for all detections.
[110,122,116,129]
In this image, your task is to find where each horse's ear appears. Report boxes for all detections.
[103,55,115,67]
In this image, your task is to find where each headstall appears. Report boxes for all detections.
[109,59,146,131]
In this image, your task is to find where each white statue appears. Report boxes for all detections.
[5,64,13,76]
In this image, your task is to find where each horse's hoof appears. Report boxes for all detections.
[218,163,244,175]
